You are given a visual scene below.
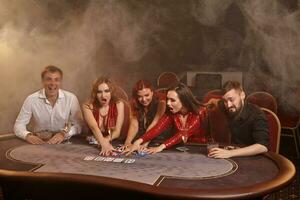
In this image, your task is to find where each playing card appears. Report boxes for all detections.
[113,158,124,163]
[103,157,114,162]
[176,146,189,152]
[83,155,96,161]
[94,156,105,161]
[124,159,135,164]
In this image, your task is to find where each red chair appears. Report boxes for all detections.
[207,102,231,144]
[155,88,167,101]
[112,86,130,141]
[246,92,278,114]
[202,89,223,104]
[157,72,180,89]
[115,85,129,102]
[261,108,281,153]
[119,100,130,141]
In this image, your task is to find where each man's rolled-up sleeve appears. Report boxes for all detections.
[252,110,270,149]
[14,97,32,140]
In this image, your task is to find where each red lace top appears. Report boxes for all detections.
[92,103,118,134]
[140,107,207,148]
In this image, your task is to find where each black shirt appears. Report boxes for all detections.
[136,98,159,137]
[219,101,270,149]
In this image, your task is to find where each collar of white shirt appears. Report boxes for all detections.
[38,89,65,100]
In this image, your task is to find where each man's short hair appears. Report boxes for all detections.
[222,81,243,94]
[41,65,63,79]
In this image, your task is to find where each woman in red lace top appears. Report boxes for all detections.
[82,76,124,156]
[126,83,207,154]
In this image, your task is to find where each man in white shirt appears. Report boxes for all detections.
[14,65,82,144]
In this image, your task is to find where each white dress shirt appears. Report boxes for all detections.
[14,89,82,140]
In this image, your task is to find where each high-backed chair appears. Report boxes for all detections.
[202,89,223,104]
[115,85,129,102]
[246,92,278,114]
[261,108,281,153]
[194,73,222,100]
[157,72,180,89]
[155,88,167,101]
[119,100,130,141]
[114,86,130,141]
[278,111,300,157]
[206,102,231,144]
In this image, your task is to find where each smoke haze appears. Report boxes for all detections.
[0,0,299,132]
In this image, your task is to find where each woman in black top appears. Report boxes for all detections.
[121,80,165,149]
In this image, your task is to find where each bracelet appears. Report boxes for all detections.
[27,133,34,137]
[60,129,68,138]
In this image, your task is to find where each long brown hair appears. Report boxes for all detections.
[89,76,118,109]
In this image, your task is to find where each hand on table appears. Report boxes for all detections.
[207,147,233,159]
[47,132,65,144]
[123,139,142,156]
[25,134,45,145]
[99,136,115,156]
[119,143,131,152]
[139,142,150,151]
[146,144,166,154]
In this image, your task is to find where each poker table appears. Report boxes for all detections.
[0,134,296,200]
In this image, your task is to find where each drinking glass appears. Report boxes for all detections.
[206,137,219,154]
[63,122,72,144]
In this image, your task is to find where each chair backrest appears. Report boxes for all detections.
[207,103,231,144]
[261,108,281,153]
[155,88,167,101]
[202,89,223,104]
[246,92,278,114]
[194,73,222,100]
[115,85,129,102]
[119,100,130,141]
[157,72,180,89]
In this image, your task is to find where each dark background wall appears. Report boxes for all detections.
[0,0,299,133]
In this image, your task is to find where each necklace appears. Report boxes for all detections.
[99,111,108,118]
[99,106,109,118]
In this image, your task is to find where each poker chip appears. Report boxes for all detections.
[137,151,148,157]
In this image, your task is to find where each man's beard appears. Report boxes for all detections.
[227,105,243,118]
[227,108,238,118]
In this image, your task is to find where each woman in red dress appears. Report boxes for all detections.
[82,76,124,156]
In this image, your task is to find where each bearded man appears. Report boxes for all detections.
[208,81,269,158]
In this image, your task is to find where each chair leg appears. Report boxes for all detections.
[292,129,300,158]
[297,127,300,156]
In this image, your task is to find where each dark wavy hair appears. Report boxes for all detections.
[222,81,243,94]
[89,76,118,109]
[131,80,159,118]
[167,83,201,114]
